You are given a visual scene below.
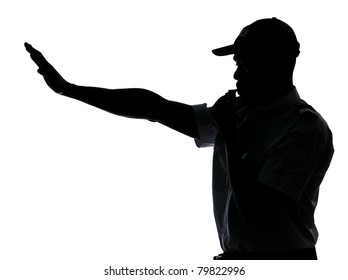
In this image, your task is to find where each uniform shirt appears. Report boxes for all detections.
[193,87,334,253]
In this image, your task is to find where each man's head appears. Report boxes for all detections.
[213,18,300,105]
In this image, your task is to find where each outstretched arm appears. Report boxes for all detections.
[25,43,199,138]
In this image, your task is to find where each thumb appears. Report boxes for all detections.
[37,68,47,76]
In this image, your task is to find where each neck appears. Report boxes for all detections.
[254,82,294,107]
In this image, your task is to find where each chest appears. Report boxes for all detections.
[214,109,299,178]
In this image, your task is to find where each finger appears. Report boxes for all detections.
[30,53,47,68]
[24,42,31,51]
[226,89,237,104]
[25,43,49,68]
[24,42,38,54]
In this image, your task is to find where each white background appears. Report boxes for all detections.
[1,0,347,279]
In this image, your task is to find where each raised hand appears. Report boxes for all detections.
[25,43,70,94]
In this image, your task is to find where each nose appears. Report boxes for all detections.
[234,66,243,81]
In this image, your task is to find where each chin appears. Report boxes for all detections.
[237,88,255,104]
[236,82,247,94]
[236,86,247,97]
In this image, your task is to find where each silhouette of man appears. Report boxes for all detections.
[25,17,334,260]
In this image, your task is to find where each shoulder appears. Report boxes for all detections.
[294,100,332,137]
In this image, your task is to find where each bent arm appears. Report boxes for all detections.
[210,91,291,226]
[223,136,292,226]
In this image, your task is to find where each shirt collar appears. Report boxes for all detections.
[236,87,301,120]
[259,86,301,118]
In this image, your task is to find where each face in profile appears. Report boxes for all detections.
[233,53,267,103]
[233,52,295,105]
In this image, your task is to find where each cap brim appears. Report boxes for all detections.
[212,44,235,56]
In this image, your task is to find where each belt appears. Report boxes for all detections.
[213,247,317,260]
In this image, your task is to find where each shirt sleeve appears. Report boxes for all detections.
[192,104,217,148]
[257,117,333,202]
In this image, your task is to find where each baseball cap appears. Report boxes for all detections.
[212,17,300,58]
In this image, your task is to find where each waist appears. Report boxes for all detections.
[214,247,317,260]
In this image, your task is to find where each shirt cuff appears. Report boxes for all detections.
[192,104,217,148]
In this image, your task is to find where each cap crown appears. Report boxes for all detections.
[213,17,300,58]
[235,18,300,57]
